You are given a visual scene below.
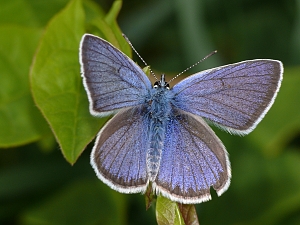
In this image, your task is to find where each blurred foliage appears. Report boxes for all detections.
[0,0,300,224]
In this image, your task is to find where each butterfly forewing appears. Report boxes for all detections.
[80,34,151,116]
[172,60,283,134]
[154,109,231,204]
[91,106,150,193]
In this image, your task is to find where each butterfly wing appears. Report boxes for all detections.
[172,60,283,134]
[80,34,152,116]
[154,109,230,204]
[91,106,150,193]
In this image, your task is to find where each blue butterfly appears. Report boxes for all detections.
[79,34,283,204]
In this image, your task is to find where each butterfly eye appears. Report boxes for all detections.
[165,83,170,89]
[153,81,160,88]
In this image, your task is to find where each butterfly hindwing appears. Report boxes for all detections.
[80,34,151,116]
[154,109,231,204]
[172,60,283,134]
[91,106,150,193]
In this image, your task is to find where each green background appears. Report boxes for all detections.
[0,0,300,224]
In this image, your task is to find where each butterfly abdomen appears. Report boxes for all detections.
[146,86,174,181]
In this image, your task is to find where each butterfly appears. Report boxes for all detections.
[79,34,283,204]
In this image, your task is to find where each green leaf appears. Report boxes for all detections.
[0,25,50,147]
[0,0,69,28]
[82,0,105,24]
[21,180,127,225]
[156,196,185,225]
[87,0,131,58]
[177,204,199,225]
[104,0,131,57]
[30,0,105,164]
[248,66,300,156]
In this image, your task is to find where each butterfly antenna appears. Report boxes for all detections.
[167,50,218,84]
[122,34,158,80]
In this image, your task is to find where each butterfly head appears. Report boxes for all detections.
[153,74,170,90]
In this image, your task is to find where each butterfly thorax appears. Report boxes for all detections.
[145,74,174,181]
